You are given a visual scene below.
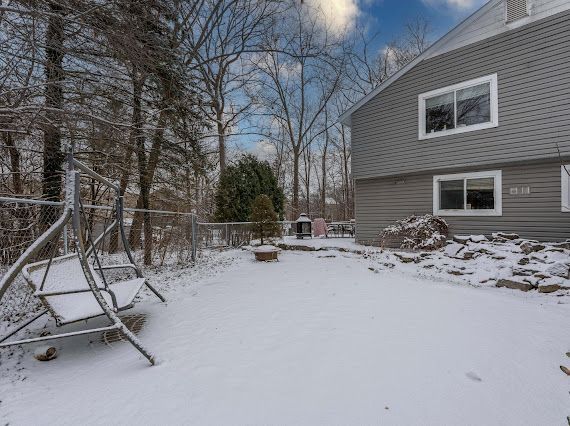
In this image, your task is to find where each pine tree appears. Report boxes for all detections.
[215,155,284,222]
[250,195,280,245]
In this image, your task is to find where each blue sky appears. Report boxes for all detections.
[243,0,490,157]
[358,0,488,46]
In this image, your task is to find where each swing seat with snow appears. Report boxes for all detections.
[0,153,165,365]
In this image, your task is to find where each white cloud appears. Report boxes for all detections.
[421,0,486,11]
[252,140,277,161]
[310,0,361,33]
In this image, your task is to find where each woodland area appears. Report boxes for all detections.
[0,0,431,227]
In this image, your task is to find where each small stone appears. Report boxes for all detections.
[518,257,530,265]
[496,279,536,292]
[512,267,540,276]
[492,232,519,240]
[551,242,570,250]
[475,247,494,255]
[444,243,465,258]
[469,235,488,243]
[492,255,506,260]
[448,269,473,276]
[544,247,565,253]
[520,242,533,255]
[34,346,57,362]
[520,242,546,254]
[566,352,570,358]
[538,284,561,293]
[394,253,416,263]
[492,237,509,243]
[453,235,470,244]
[546,262,570,279]
[560,365,570,376]
[534,272,551,279]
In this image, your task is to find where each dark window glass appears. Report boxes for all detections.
[425,92,455,134]
[466,178,494,210]
[440,179,464,210]
[456,83,491,127]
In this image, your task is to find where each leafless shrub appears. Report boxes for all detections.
[380,214,448,250]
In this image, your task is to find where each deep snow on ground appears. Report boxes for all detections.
[1,245,569,425]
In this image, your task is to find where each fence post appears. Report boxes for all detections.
[63,224,68,254]
[191,213,197,262]
[226,223,229,246]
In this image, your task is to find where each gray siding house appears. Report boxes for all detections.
[341,0,570,244]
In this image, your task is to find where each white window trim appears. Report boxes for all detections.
[418,74,499,140]
[562,165,570,212]
[433,170,502,217]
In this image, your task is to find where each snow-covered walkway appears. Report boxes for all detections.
[1,248,569,425]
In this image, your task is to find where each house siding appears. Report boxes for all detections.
[351,9,570,180]
[354,160,570,245]
[426,0,570,59]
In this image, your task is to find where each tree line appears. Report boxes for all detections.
[0,0,431,260]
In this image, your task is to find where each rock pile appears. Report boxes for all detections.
[389,233,570,293]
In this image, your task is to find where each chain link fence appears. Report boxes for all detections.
[0,197,298,269]
[196,221,295,248]
[0,196,299,324]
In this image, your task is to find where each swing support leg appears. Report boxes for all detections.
[71,173,157,365]
[0,310,49,345]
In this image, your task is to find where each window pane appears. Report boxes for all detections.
[425,92,455,134]
[456,83,491,127]
[440,179,464,209]
[466,177,494,210]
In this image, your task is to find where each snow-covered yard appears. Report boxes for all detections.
[1,242,569,425]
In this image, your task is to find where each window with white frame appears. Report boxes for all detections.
[433,170,502,216]
[419,74,499,139]
[562,165,570,212]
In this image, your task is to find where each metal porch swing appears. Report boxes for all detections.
[0,151,166,365]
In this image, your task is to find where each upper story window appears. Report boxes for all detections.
[418,74,499,140]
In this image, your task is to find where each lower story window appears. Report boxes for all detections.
[433,170,502,216]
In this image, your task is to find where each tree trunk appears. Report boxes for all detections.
[128,108,167,249]
[131,74,152,265]
[292,147,300,220]
[216,109,226,173]
[320,150,327,219]
[4,132,22,194]
[40,2,65,234]
[109,144,134,253]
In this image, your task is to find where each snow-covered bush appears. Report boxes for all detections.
[379,214,448,250]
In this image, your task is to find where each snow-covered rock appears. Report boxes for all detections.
[492,232,519,241]
[496,279,536,292]
[253,245,281,253]
[545,262,570,279]
[520,241,546,255]
[453,235,488,244]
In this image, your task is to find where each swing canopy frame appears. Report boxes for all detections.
[0,151,165,365]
